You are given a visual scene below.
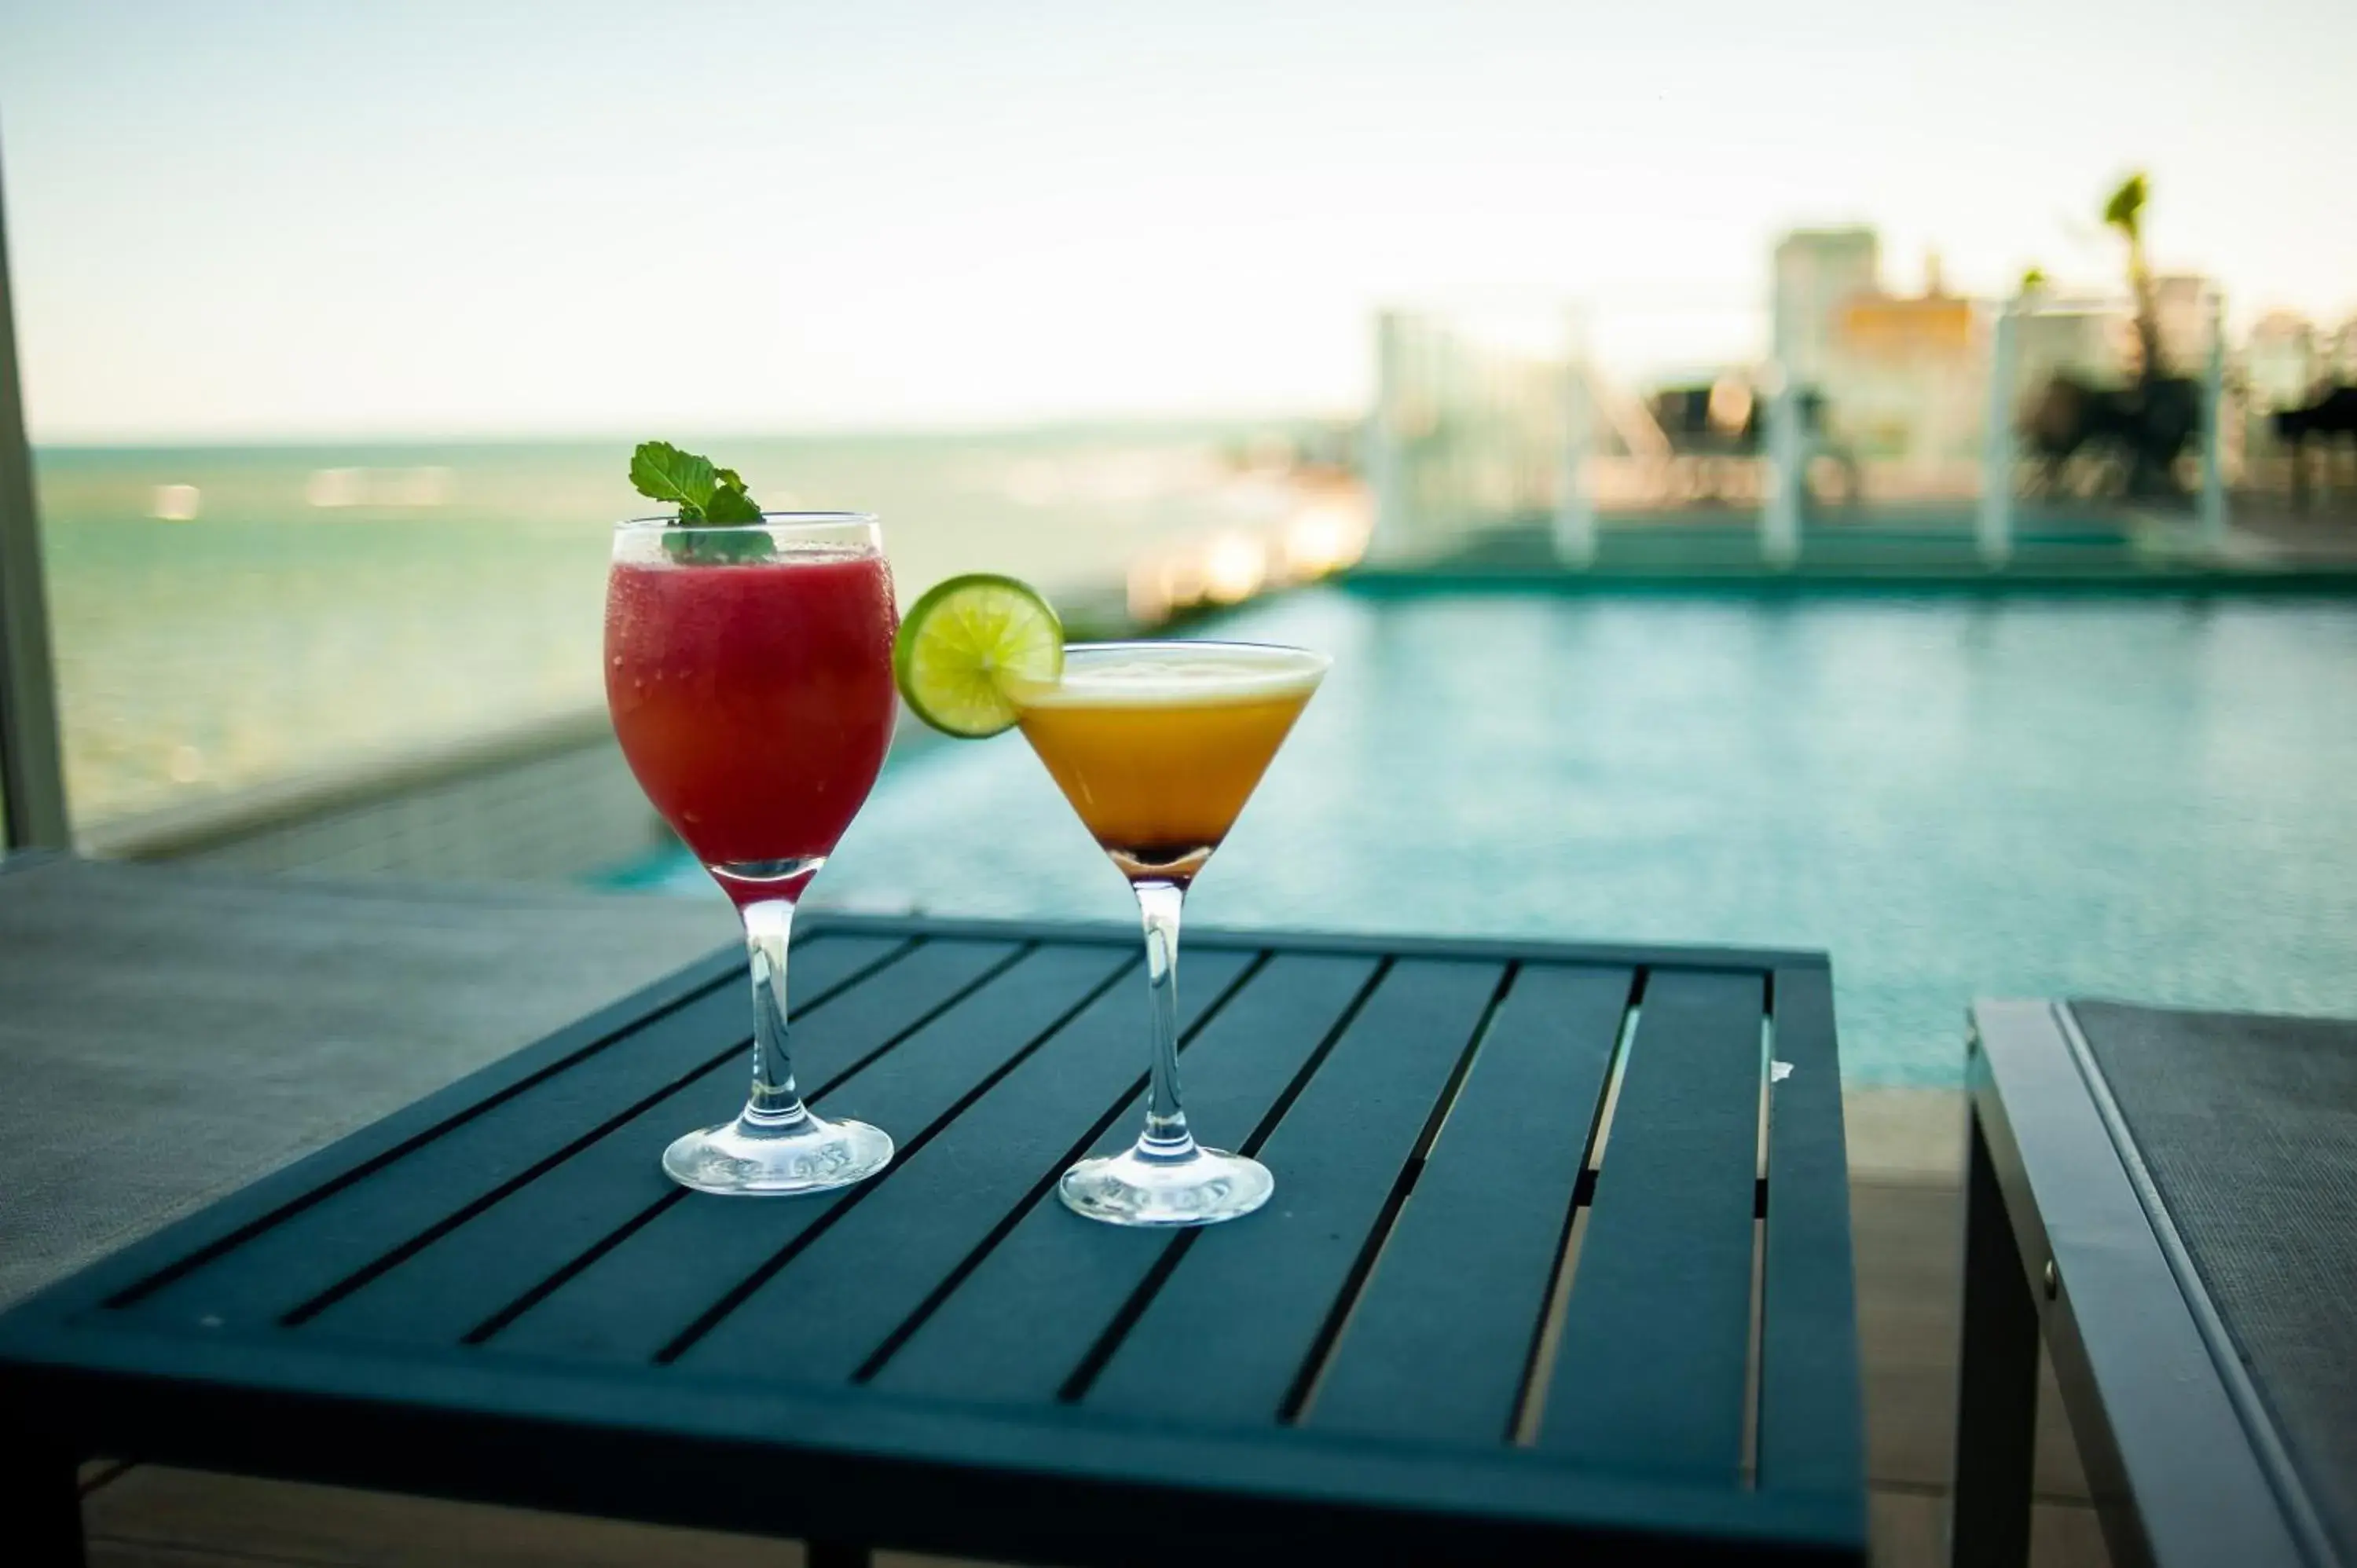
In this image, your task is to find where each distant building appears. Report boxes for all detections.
[2007,272,2218,398]
[2148,274,2212,377]
[2245,311,2318,412]
[1773,229,1985,480]
[1827,256,1984,471]
[2326,320,2357,383]
[2011,295,2124,397]
[1772,228,1879,390]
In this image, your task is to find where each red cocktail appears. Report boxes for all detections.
[606,515,899,1196]
[607,548,896,897]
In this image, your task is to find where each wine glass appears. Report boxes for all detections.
[605,514,900,1195]
[1013,640,1329,1225]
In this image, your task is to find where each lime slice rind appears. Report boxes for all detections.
[893,573,1064,738]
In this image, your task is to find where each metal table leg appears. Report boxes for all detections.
[0,1429,86,1566]
[1949,1110,2041,1568]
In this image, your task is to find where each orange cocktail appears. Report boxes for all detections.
[1017,650,1318,885]
[1014,641,1329,1226]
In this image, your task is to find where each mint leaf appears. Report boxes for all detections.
[629,441,770,559]
[702,482,762,524]
[676,529,774,562]
[629,441,720,520]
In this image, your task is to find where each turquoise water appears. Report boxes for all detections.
[632,588,2357,1084]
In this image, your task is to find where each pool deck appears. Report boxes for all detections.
[1354,498,2357,595]
[5,857,2113,1568]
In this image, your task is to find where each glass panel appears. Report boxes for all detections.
[1582,298,1772,527]
[32,430,1346,836]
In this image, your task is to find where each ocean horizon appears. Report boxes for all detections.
[32,419,1334,827]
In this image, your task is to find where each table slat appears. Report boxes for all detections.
[1758,965,1866,1497]
[484,942,1133,1362]
[299,938,1024,1346]
[1083,959,1505,1425]
[858,953,1381,1403]
[673,947,1260,1379]
[1533,969,1764,1478]
[115,934,909,1332]
[1307,964,1632,1444]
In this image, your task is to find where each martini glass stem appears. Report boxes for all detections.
[1133,878,1196,1158]
[741,897,811,1127]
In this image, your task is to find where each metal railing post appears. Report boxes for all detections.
[1760,365,1802,567]
[1552,310,1596,567]
[2199,291,2231,554]
[0,136,71,851]
[1368,310,1407,561]
[1977,302,2018,568]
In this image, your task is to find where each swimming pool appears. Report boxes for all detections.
[626,587,2357,1084]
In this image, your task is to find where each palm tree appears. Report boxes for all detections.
[2103,172,2163,383]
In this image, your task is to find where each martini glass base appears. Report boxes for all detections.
[1058,1143,1273,1227]
[662,1112,893,1196]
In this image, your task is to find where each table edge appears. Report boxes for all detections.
[0,1321,1866,1563]
[799,911,1832,974]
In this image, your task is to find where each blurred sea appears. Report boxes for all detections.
[33,423,1321,826]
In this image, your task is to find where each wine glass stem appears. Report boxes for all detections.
[1133,878,1196,1159]
[741,897,811,1127]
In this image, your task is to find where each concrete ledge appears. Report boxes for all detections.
[0,856,738,1307]
[79,707,619,859]
[1843,1085,1967,1185]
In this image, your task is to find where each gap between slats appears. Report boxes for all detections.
[1057,958,1567,1422]
[100,936,915,1313]
[457,940,1048,1346]
[1506,969,1776,1455]
[1508,973,1646,1443]
[1050,956,1398,1405]
[1273,961,1523,1423]
[277,938,973,1330]
[647,950,1149,1363]
[1743,995,1776,1487]
[665,943,1273,1367]
[849,947,1291,1384]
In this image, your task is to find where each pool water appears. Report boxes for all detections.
[632,588,2357,1084]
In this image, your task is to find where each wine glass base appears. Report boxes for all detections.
[1058,1145,1273,1227]
[662,1112,893,1196]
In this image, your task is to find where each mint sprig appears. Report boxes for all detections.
[629,441,768,561]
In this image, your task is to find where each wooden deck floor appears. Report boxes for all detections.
[60,1093,2110,1568]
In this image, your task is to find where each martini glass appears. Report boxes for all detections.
[605,515,899,1196]
[1014,640,1329,1225]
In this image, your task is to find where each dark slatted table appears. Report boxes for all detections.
[0,917,1865,1566]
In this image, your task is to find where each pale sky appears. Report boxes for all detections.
[2,0,2352,442]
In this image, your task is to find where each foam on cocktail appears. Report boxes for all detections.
[1013,643,1327,889]
[1016,645,1328,709]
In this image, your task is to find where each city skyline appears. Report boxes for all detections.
[3,0,2353,442]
